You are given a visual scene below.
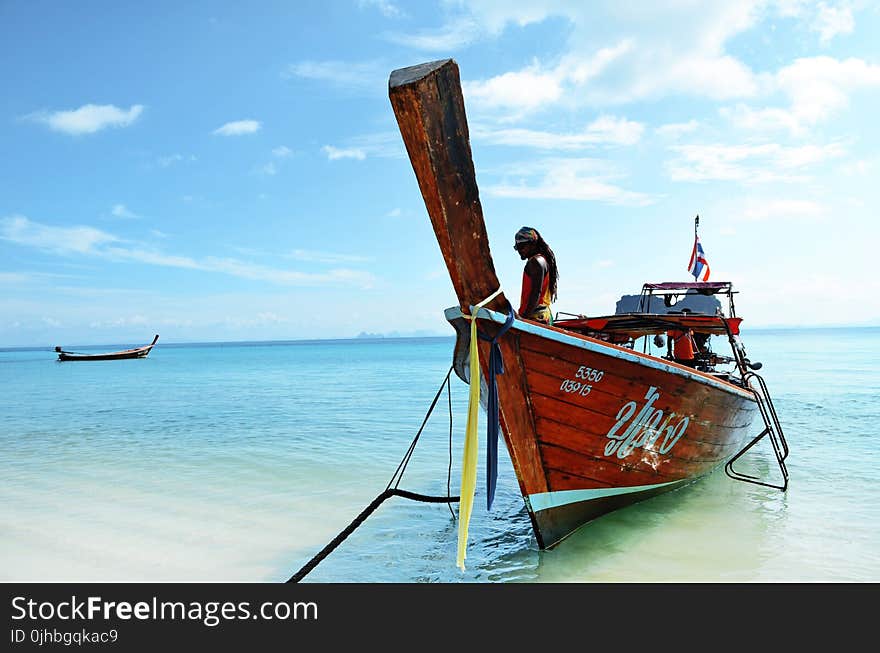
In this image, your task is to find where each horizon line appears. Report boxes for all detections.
[2,323,880,352]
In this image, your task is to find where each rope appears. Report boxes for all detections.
[446,373,456,520]
[386,366,454,492]
[286,489,459,583]
[286,365,460,583]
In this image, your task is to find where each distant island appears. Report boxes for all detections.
[356,329,446,339]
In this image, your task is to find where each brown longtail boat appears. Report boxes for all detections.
[389,59,788,551]
[55,335,159,362]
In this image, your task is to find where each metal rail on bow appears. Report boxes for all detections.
[725,371,789,491]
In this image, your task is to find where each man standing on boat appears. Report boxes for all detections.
[513,226,558,324]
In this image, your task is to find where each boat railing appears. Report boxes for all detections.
[724,370,789,491]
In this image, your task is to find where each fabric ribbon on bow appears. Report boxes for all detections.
[457,291,514,571]
[478,306,515,511]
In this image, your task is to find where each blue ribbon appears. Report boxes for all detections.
[477,305,516,511]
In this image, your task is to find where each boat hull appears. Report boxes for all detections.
[57,350,152,361]
[450,307,759,549]
[55,335,159,362]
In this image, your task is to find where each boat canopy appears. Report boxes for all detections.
[553,313,742,339]
[638,281,737,313]
[553,280,742,341]
[642,281,733,293]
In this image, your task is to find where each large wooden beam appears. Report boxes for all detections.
[388,59,508,313]
[390,60,550,517]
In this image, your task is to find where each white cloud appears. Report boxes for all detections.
[404,2,766,110]
[1,215,119,254]
[254,162,277,176]
[384,16,481,51]
[1,215,375,288]
[475,115,644,149]
[158,154,184,167]
[358,0,402,18]
[322,145,366,160]
[666,141,846,182]
[111,204,138,219]
[464,64,562,114]
[0,272,33,284]
[738,199,828,221]
[315,134,401,163]
[663,55,761,100]
[723,56,880,133]
[775,0,811,18]
[213,120,261,136]
[485,157,653,206]
[584,115,644,145]
[720,104,801,133]
[812,2,854,43]
[348,131,405,158]
[157,153,195,167]
[656,120,701,138]
[777,56,880,122]
[288,249,371,264]
[839,158,872,176]
[284,60,386,91]
[27,104,143,135]
[203,257,376,288]
[296,5,774,115]
[88,314,149,329]
[252,146,293,176]
[463,41,633,117]
[103,247,201,269]
[559,40,635,85]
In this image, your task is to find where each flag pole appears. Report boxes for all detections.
[695,214,699,238]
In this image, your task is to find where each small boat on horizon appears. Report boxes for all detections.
[55,335,159,362]
[388,59,789,561]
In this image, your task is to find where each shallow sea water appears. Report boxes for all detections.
[1,328,877,582]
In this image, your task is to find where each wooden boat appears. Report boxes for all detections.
[389,59,788,551]
[55,335,159,361]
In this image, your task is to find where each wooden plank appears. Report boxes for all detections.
[388,60,507,315]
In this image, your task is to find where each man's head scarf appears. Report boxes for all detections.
[515,226,539,245]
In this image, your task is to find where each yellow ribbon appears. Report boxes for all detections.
[457,288,502,571]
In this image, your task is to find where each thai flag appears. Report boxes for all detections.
[688,235,711,281]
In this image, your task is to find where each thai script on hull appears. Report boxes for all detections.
[604,386,690,459]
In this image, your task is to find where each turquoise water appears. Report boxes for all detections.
[1,329,878,582]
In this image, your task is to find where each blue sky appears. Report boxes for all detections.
[2,1,879,347]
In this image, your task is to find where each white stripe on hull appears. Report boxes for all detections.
[528,478,691,513]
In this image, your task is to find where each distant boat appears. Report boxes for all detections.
[389,59,788,552]
[55,335,159,362]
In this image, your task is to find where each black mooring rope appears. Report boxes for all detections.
[286,365,460,583]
